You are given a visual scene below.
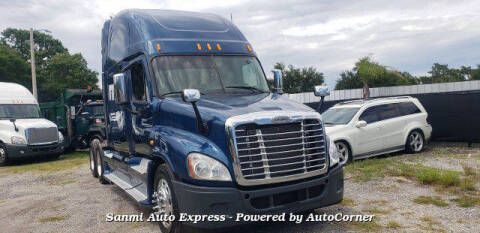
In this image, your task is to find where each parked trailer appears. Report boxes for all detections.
[91,9,343,232]
[0,82,64,165]
[40,89,106,150]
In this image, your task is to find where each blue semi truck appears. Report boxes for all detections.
[91,9,343,232]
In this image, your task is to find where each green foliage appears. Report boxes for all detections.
[39,53,98,102]
[418,63,468,84]
[335,56,418,90]
[0,28,98,102]
[273,62,324,94]
[0,28,67,68]
[471,65,480,80]
[0,44,29,87]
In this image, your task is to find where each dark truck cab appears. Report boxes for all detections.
[40,89,106,150]
[93,9,343,231]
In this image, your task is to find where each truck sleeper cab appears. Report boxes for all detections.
[94,9,343,231]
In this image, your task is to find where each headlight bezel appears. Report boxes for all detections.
[58,131,64,143]
[187,152,232,182]
[11,136,27,145]
[328,136,340,167]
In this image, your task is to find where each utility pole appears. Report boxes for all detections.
[29,28,37,100]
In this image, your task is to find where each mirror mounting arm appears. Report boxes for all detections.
[191,102,208,135]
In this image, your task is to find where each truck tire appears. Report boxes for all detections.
[153,164,184,233]
[89,141,98,178]
[0,144,8,166]
[91,138,109,184]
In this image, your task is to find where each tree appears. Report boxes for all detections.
[335,70,362,90]
[38,53,99,102]
[335,56,418,95]
[0,28,67,68]
[1,28,98,102]
[419,63,466,84]
[273,62,324,94]
[472,65,480,80]
[0,44,29,87]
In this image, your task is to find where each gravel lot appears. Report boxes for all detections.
[0,142,478,233]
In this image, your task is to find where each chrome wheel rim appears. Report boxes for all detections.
[410,132,424,152]
[94,140,102,177]
[153,179,173,230]
[336,142,349,165]
[89,149,95,171]
[0,148,5,161]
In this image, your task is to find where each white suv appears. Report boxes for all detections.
[322,96,432,165]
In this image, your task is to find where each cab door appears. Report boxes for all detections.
[354,105,384,155]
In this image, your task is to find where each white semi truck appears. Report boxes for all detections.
[0,82,64,165]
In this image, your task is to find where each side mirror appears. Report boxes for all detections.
[314,86,330,97]
[113,73,128,105]
[182,89,207,134]
[272,69,283,94]
[356,120,367,128]
[182,89,201,103]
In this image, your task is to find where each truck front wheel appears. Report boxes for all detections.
[89,141,98,178]
[153,165,183,233]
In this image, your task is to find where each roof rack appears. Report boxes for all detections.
[335,96,413,106]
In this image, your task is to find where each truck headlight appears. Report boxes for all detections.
[11,136,27,145]
[58,132,64,143]
[187,153,232,181]
[328,136,339,167]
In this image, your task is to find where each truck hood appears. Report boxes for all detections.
[157,93,316,128]
[0,118,58,139]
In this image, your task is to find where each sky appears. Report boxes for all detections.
[1,0,479,89]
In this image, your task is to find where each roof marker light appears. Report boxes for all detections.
[197,43,202,51]
[216,43,222,51]
[247,44,252,53]
[207,43,212,51]
[156,43,161,51]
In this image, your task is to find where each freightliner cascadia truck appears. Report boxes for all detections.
[92,9,343,232]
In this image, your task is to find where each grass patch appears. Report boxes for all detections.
[38,214,69,223]
[364,207,391,215]
[344,158,396,182]
[462,164,477,177]
[387,221,401,229]
[0,152,88,174]
[460,177,476,191]
[415,168,460,187]
[349,220,382,232]
[340,197,356,207]
[413,196,449,207]
[450,195,480,207]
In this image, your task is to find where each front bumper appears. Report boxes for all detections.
[5,143,64,159]
[172,164,344,228]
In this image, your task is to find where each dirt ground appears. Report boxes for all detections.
[0,142,479,233]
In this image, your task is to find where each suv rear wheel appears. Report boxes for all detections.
[335,141,351,165]
[0,144,8,166]
[406,130,424,153]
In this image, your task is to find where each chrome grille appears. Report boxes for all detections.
[233,119,326,181]
[26,127,58,145]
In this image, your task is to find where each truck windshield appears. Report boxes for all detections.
[87,105,104,116]
[151,56,270,95]
[322,107,360,125]
[0,104,40,119]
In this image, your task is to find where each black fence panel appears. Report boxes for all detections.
[306,91,480,143]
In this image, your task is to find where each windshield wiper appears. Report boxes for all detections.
[159,91,204,98]
[225,86,269,93]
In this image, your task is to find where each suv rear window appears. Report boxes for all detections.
[398,102,421,115]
